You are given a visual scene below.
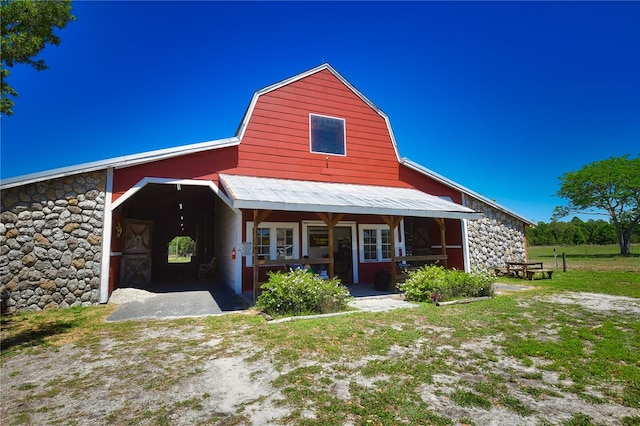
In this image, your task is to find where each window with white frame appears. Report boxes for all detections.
[246,222,299,266]
[310,114,346,156]
[256,228,270,261]
[359,225,392,262]
[276,228,294,259]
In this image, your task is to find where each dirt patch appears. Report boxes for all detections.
[2,292,639,425]
[541,292,640,315]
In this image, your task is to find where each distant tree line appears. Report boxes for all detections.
[526,217,640,246]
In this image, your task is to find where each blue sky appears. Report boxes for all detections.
[1,1,638,224]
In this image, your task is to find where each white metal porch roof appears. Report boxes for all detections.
[218,174,484,220]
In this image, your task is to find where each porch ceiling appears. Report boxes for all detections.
[219,174,484,220]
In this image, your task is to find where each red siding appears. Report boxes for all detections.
[111,146,239,202]
[237,69,403,187]
[399,165,463,204]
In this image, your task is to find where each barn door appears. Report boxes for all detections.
[121,219,153,286]
[404,217,431,256]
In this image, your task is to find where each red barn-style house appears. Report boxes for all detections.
[1,64,534,311]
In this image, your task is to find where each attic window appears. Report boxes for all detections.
[310,114,345,156]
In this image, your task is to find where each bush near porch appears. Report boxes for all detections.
[256,269,352,316]
[398,265,496,303]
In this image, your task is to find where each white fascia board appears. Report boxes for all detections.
[110,176,235,211]
[111,137,240,170]
[235,63,402,162]
[230,199,484,220]
[0,137,240,190]
[99,167,114,303]
[401,157,536,226]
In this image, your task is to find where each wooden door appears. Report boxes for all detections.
[121,220,153,286]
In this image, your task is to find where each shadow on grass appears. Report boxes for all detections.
[0,316,78,356]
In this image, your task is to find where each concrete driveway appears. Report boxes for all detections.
[106,281,248,322]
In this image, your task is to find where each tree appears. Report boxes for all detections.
[1,0,75,116]
[553,155,640,255]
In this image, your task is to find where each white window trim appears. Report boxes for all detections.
[359,223,405,262]
[309,113,347,157]
[359,224,391,263]
[245,222,299,267]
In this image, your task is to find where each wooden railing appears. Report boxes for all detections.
[394,254,448,283]
[256,258,333,268]
[254,258,334,293]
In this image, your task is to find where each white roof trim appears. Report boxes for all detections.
[234,63,402,162]
[1,137,240,190]
[400,158,536,226]
[219,174,483,220]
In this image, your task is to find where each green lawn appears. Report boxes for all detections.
[528,244,639,272]
[167,255,192,264]
[495,244,640,298]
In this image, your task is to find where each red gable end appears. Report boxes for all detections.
[236,68,403,186]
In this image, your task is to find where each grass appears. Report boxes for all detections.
[495,244,640,298]
[167,255,192,263]
[528,244,639,272]
[1,247,639,425]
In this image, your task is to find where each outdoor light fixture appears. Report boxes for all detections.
[179,203,183,210]
[177,184,181,191]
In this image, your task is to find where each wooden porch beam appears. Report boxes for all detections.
[316,212,344,227]
[316,212,344,278]
[253,209,271,302]
[434,218,448,269]
[381,215,403,288]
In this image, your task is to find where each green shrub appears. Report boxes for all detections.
[397,265,495,302]
[255,269,352,316]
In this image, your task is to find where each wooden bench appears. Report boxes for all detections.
[494,267,509,276]
[494,267,524,278]
[526,269,554,280]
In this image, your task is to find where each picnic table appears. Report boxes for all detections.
[494,261,553,279]
[506,261,553,280]
[507,261,541,278]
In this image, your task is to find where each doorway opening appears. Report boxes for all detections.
[114,183,217,287]
[305,225,355,284]
[168,236,196,264]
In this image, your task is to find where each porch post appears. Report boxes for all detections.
[252,209,271,302]
[382,215,403,288]
[316,212,344,278]
[435,218,448,268]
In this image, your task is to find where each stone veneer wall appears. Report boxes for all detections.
[466,196,527,272]
[1,171,107,314]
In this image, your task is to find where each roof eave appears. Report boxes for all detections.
[0,137,240,190]
[230,199,484,220]
[400,158,536,226]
